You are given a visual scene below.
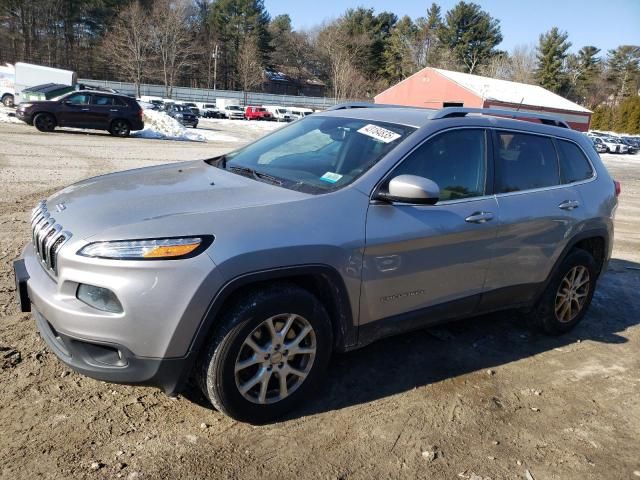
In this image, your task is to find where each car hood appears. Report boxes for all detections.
[44,160,309,240]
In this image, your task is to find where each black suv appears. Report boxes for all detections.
[15,91,144,137]
[165,104,199,128]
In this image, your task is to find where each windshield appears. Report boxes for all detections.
[277,109,287,114]
[212,116,415,194]
[228,105,242,111]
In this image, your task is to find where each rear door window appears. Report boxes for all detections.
[92,95,114,106]
[495,131,559,193]
[557,140,594,183]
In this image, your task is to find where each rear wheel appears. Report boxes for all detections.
[198,284,332,423]
[527,249,597,335]
[2,94,14,107]
[109,119,130,137]
[33,113,56,132]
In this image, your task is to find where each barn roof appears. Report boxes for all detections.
[433,68,591,113]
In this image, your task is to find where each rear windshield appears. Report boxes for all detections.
[212,116,415,194]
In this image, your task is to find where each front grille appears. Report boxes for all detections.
[30,200,72,276]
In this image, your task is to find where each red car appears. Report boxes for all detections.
[244,106,273,121]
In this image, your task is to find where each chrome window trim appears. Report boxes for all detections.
[492,128,598,199]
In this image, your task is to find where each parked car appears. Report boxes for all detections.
[264,105,292,122]
[0,63,15,107]
[165,104,198,128]
[604,136,629,154]
[590,138,608,154]
[14,90,143,136]
[618,137,638,154]
[223,104,245,120]
[287,107,314,120]
[244,106,273,121]
[14,105,618,424]
[198,103,222,118]
[182,102,200,117]
[589,135,622,153]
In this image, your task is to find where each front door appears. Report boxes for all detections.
[58,92,93,127]
[361,128,498,332]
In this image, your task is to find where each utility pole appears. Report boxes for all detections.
[212,44,219,91]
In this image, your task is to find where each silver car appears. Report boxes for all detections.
[14,106,618,423]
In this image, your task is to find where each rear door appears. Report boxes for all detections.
[361,128,499,329]
[90,94,117,128]
[480,130,584,310]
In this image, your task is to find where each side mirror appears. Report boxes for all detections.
[377,174,440,205]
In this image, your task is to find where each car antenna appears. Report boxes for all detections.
[516,97,524,111]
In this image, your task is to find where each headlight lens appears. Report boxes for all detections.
[20,103,33,108]
[78,236,211,260]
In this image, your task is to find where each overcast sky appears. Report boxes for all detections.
[263,0,640,53]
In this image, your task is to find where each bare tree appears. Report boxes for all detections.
[101,2,151,98]
[150,0,196,97]
[316,22,368,100]
[237,36,264,92]
[510,44,537,84]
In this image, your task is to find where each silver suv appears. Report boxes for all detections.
[14,106,618,423]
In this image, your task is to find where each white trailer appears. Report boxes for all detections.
[14,62,76,105]
[0,63,15,107]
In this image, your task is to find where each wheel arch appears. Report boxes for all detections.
[535,228,610,304]
[173,265,356,392]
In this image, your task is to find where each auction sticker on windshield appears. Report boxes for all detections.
[320,172,343,183]
[357,124,402,143]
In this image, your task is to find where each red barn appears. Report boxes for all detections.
[375,67,592,131]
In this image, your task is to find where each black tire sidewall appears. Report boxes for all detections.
[202,286,332,423]
[536,249,597,335]
[110,120,130,137]
[34,113,55,132]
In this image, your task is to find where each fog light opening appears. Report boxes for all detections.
[76,284,123,313]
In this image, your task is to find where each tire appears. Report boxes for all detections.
[527,249,597,335]
[109,119,130,137]
[33,113,56,132]
[198,284,333,423]
[2,94,14,108]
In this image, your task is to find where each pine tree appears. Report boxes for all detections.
[535,27,571,92]
[607,45,640,102]
[383,16,418,82]
[437,2,502,73]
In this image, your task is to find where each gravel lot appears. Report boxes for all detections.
[0,121,639,480]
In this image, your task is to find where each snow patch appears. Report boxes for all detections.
[132,109,206,142]
[0,106,22,124]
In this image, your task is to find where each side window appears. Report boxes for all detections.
[114,97,128,107]
[65,93,90,105]
[495,131,559,193]
[557,140,594,183]
[92,95,114,106]
[391,129,487,201]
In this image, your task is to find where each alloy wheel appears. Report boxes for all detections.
[234,313,316,404]
[555,265,590,323]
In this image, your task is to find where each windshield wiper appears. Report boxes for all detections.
[228,165,282,186]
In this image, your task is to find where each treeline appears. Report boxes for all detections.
[1,1,639,131]
[591,97,640,134]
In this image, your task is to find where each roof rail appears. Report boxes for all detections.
[432,107,571,129]
[327,102,426,111]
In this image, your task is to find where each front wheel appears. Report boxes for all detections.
[198,284,332,423]
[33,113,56,132]
[2,94,14,107]
[527,249,597,335]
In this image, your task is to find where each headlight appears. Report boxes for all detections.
[20,103,33,108]
[175,113,183,118]
[78,236,212,260]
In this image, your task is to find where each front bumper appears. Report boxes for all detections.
[14,108,32,124]
[14,240,223,391]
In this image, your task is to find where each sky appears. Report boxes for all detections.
[263,0,640,54]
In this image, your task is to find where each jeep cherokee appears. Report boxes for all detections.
[14,106,618,423]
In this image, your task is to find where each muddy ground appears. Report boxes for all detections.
[0,121,639,480]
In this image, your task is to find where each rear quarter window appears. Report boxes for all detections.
[557,140,594,183]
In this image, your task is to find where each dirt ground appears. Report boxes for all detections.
[0,121,639,480]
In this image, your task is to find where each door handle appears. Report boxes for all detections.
[81,108,90,111]
[558,200,580,210]
[465,211,494,224]
[109,109,119,112]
